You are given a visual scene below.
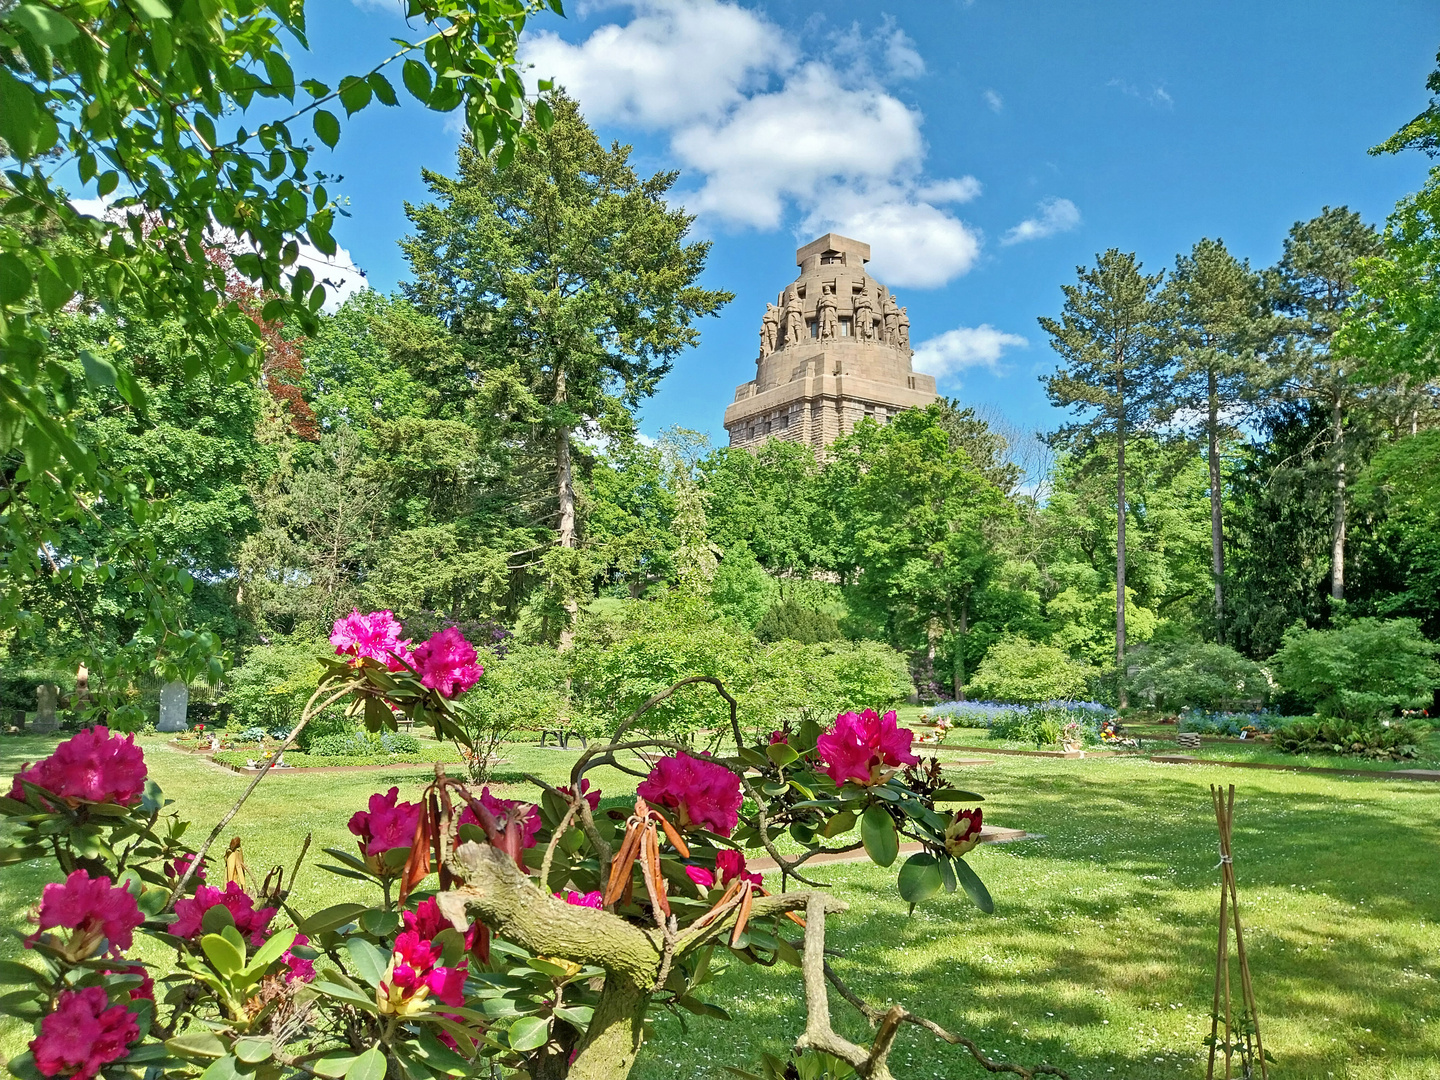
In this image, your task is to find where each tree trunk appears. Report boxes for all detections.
[1207,370,1224,641]
[955,598,968,702]
[1115,417,1128,709]
[567,971,649,1080]
[555,366,580,648]
[944,597,961,701]
[1330,396,1345,604]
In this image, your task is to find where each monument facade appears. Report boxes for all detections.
[723,233,938,452]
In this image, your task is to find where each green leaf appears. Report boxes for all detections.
[201,932,245,977]
[300,902,367,935]
[313,109,340,149]
[367,72,398,106]
[766,741,799,768]
[507,1015,550,1052]
[932,789,985,803]
[0,253,31,304]
[345,937,388,988]
[338,76,372,116]
[234,1038,274,1064]
[953,857,994,914]
[860,805,899,868]
[345,1047,386,1080]
[896,852,943,905]
[131,0,173,20]
[12,5,78,45]
[311,1053,359,1078]
[80,350,117,390]
[937,853,958,893]
[0,960,45,987]
[552,1004,594,1028]
[166,1031,228,1060]
[201,1055,247,1080]
[402,59,432,103]
[247,928,296,976]
[201,903,236,934]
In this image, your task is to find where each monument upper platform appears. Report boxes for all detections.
[722,234,938,452]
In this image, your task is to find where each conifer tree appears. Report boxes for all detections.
[1040,250,1168,705]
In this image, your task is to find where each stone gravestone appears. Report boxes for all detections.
[32,684,60,733]
[157,680,190,733]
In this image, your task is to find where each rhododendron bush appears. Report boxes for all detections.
[0,613,1067,1080]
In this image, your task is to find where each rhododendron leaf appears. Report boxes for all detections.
[0,960,45,987]
[676,995,731,1020]
[796,718,823,752]
[788,821,816,845]
[766,741,799,768]
[248,928,296,975]
[953,857,994,914]
[820,809,857,838]
[311,1053,359,1078]
[5,1052,42,1080]
[234,1037,275,1064]
[359,910,401,936]
[345,1046,387,1080]
[775,936,803,968]
[201,903,237,934]
[345,937,387,988]
[201,1052,246,1080]
[201,932,244,977]
[861,806,899,868]
[0,990,43,1020]
[317,864,372,882]
[314,969,376,1010]
[933,789,986,803]
[524,957,574,979]
[554,1004,595,1027]
[301,903,367,935]
[507,1015,550,1051]
[938,855,958,893]
[737,747,770,769]
[897,853,944,905]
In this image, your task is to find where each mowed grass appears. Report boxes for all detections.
[2,734,1438,1079]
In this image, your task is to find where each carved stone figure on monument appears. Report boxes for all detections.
[853,290,875,340]
[817,286,838,340]
[897,306,911,350]
[760,303,779,357]
[782,293,805,347]
[882,292,899,345]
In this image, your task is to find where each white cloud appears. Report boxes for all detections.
[521,0,789,128]
[1001,196,1081,245]
[982,88,1003,113]
[1107,78,1174,109]
[526,1,980,289]
[912,324,1028,381]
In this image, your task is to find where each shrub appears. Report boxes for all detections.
[1129,641,1270,711]
[1273,617,1440,720]
[307,732,373,757]
[1177,710,1279,736]
[710,541,778,628]
[739,639,914,739]
[454,644,569,782]
[1271,716,1428,760]
[232,726,269,744]
[224,640,331,732]
[381,731,421,754]
[966,637,1090,704]
[755,598,842,644]
[296,711,358,752]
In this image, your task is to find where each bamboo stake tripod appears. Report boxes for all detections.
[1207,784,1268,1080]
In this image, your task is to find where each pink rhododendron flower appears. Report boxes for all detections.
[815,709,918,787]
[349,787,423,860]
[637,752,743,837]
[330,609,413,671]
[404,898,482,955]
[282,934,315,983]
[30,986,139,1080]
[167,853,206,887]
[716,849,763,887]
[556,778,601,811]
[557,890,604,908]
[683,865,715,890]
[460,788,541,849]
[411,627,483,698]
[768,730,788,745]
[29,870,143,960]
[378,930,467,1015]
[9,727,147,806]
[171,882,277,947]
[943,807,983,857]
[104,965,154,1002]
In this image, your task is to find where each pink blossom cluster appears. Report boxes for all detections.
[411,627,483,698]
[815,709,919,787]
[167,853,206,888]
[30,986,139,1080]
[637,752,743,837]
[349,787,422,859]
[556,890,603,908]
[556,778,601,811]
[281,934,315,983]
[461,787,542,849]
[104,965,154,1002]
[683,849,762,890]
[330,609,413,671]
[172,882,277,948]
[28,870,144,960]
[9,727,147,806]
[330,612,484,699]
[404,897,483,957]
[378,930,467,1016]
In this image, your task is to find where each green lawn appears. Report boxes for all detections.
[3,733,1438,1079]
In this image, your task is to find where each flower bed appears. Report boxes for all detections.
[212,746,464,770]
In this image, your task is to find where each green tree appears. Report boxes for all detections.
[1161,239,1270,638]
[0,0,550,690]
[1268,208,1383,604]
[825,406,1012,699]
[965,637,1091,704]
[1040,250,1169,704]
[700,438,827,578]
[1274,617,1439,720]
[400,94,730,639]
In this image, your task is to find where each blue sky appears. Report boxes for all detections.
[290,0,1439,445]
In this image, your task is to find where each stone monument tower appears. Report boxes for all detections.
[723,233,937,452]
